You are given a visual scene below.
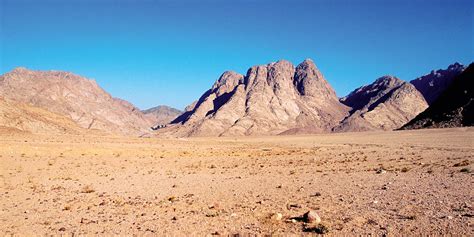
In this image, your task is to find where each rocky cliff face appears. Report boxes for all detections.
[410,63,465,105]
[142,105,182,126]
[401,63,473,129]
[166,59,350,136]
[335,76,428,132]
[0,67,151,136]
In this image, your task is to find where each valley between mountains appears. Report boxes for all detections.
[0,59,472,235]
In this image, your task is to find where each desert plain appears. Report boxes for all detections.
[0,128,473,235]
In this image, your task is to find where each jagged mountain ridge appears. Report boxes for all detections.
[410,63,465,105]
[401,63,473,129]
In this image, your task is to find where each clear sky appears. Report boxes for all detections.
[1,0,472,110]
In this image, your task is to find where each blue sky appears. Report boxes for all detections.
[1,0,472,110]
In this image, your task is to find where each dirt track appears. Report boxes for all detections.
[1,128,473,235]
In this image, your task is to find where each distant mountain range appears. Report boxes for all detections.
[142,105,182,128]
[0,60,470,136]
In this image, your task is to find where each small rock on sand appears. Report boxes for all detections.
[303,210,321,223]
[271,213,283,221]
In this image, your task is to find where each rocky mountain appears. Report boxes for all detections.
[0,67,151,136]
[410,63,465,105]
[164,59,350,136]
[401,63,473,129]
[142,105,182,127]
[0,97,87,135]
[335,76,428,132]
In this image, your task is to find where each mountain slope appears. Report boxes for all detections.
[401,63,473,129]
[165,59,349,136]
[410,63,465,105]
[0,97,88,135]
[335,76,428,132]
[0,67,151,136]
[142,105,182,126]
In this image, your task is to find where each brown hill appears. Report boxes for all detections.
[0,97,88,135]
[164,59,349,136]
[0,67,151,136]
[401,63,473,129]
[335,76,428,132]
[142,105,182,127]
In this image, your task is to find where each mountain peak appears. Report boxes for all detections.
[211,71,244,96]
[294,58,333,97]
[162,58,348,136]
[11,67,31,73]
[447,62,464,71]
[374,75,402,84]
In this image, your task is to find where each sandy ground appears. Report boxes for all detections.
[0,128,473,235]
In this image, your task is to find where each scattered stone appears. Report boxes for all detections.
[303,210,321,223]
[58,227,66,231]
[376,168,386,174]
[271,213,283,221]
[287,203,302,209]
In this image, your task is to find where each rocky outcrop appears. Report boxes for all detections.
[401,63,473,129]
[0,67,151,136]
[142,105,182,126]
[165,59,350,136]
[335,76,428,132]
[410,63,465,105]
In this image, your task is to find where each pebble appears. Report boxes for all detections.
[58,227,66,231]
[303,210,321,223]
[376,169,387,174]
[271,213,283,221]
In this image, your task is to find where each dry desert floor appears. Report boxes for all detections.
[1,128,473,235]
